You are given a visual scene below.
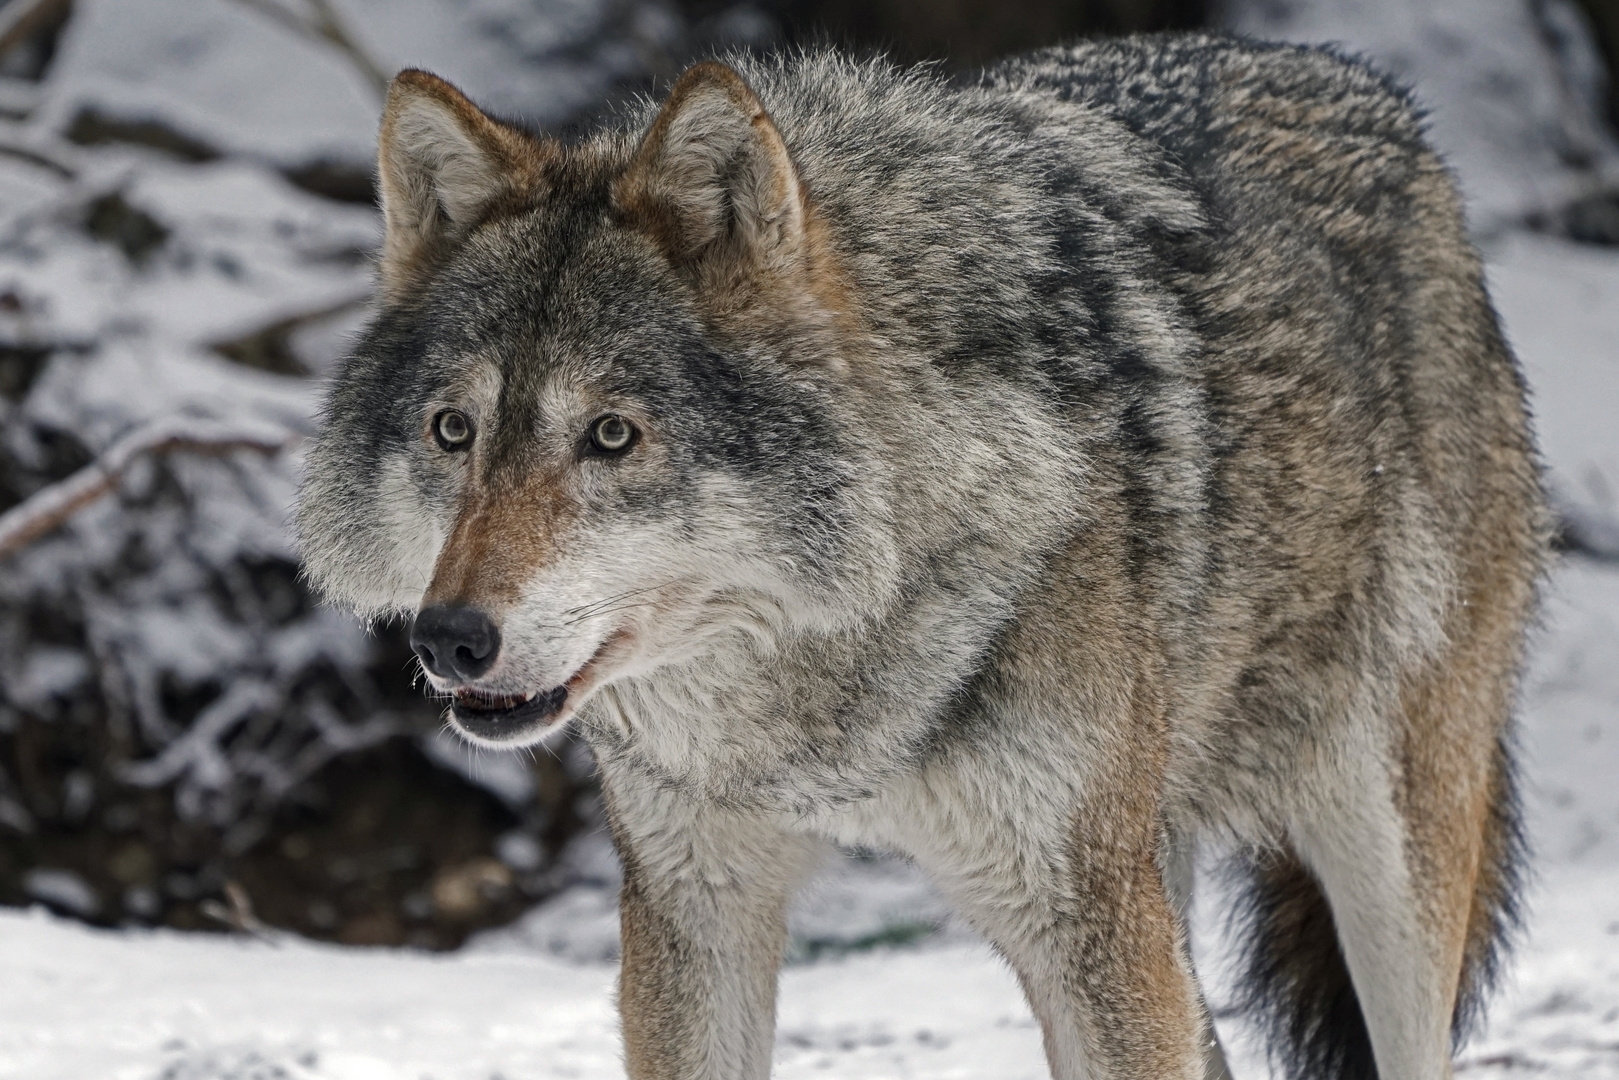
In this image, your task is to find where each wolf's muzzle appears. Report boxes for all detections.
[411,604,500,682]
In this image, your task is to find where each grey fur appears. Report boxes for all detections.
[299,35,1548,1080]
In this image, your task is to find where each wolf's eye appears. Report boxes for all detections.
[588,414,636,454]
[433,410,473,451]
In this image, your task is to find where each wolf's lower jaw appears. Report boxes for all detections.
[449,683,569,740]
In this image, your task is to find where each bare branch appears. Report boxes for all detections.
[0,0,71,60]
[210,291,371,375]
[0,138,76,178]
[120,679,277,789]
[0,418,294,560]
[227,0,390,99]
[0,116,80,178]
[303,0,390,97]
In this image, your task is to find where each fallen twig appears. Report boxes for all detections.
[200,880,281,942]
[0,418,294,560]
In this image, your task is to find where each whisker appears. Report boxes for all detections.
[562,587,648,619]
[562,599,663,627]
[563,581,676,619]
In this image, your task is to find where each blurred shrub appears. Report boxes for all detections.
[1572,0,1619,123]
[684,0,1206,67]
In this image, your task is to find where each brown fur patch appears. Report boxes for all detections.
[1394,510,1538,1035]
[614,843,688,1080]
[1060,676,1206,1078]
[1390,151,1543,1039]
[423,466,578,611]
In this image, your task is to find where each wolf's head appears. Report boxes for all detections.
[297,63,901,747]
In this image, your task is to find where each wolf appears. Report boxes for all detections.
[297,34,1547,1080]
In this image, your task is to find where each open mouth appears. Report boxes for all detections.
[444,629,631,744]
[449,684,568,739]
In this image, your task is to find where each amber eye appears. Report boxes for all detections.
[589,414,635,454]
[433,409,472,451]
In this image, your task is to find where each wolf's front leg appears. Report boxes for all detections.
[1007,836,1211,1080]
[604,774,826,1080]
[906,765,1211,1080]
[972,830,1210,1080]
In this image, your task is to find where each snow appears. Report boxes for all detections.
[39,0,674,170]
[0,907,1049,1080]
[1490,233,1619,555]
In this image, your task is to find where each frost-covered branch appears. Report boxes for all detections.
[227,0,391,98]
[0,117,79,179]
[0,138,75,178]
[120,680,279,790]
[0,418,294,560]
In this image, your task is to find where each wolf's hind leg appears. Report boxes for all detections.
[1289,651,1521,1080]
[1290,749,1456,1080]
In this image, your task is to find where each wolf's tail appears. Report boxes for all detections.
[1452,732,1530,1043]
[1228,736,1526,1080]
[1228,851,1379,1080]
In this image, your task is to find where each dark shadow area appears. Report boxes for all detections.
[735,0,1207,67]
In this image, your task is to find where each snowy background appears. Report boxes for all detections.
[0,0,1617,1077]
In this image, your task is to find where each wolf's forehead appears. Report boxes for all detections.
[433,208,674,362]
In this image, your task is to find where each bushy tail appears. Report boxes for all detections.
[1228,850,1377,1080]
[1452,731,1529,1043]
[1228,735,1527,1080]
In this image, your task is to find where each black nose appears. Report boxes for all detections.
[410,605,500,682]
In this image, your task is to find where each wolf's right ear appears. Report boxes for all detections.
[376,70,548,300]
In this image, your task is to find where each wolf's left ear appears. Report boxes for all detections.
[613,62,806,273]
[377,70,547,299]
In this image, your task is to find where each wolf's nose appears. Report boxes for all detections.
[410,605,500,682]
